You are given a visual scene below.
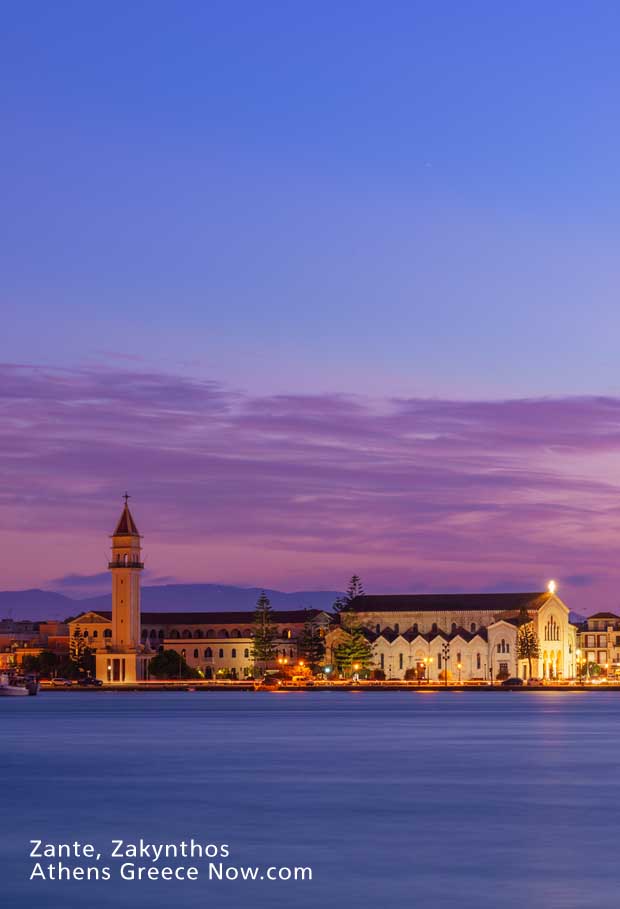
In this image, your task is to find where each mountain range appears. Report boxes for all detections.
[0,584,342,622]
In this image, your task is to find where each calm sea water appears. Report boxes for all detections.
[2,690,618,908]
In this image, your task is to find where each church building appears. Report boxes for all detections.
[326,588,577,681]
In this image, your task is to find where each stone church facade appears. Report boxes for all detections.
[326,590,577,681]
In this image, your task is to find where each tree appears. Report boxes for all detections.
[296,613,326,670]
[333,575,365,614]
[149,650,199,680]
[251,592,278,674]
[333,624,374,676]
[517,607,540,678]
[69,625,86,668]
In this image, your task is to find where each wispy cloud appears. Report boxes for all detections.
[2,363,620,610]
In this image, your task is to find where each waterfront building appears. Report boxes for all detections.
[71,607,330,678]
[326,588,577,681]
[576,613,620,677]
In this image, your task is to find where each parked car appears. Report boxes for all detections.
[77,677,103,687]
[501,677,524,687]
[51,678,72,687]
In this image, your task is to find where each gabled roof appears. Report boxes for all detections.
[347,592,550,614]
[589,612,619,620]
[113,504,140,536]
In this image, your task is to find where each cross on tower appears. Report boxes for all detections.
[123,491,131,505]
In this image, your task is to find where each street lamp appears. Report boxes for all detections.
[423,655,433,684]
[457,662,462,684]
[576,649,581,683]
[441,642,450,688]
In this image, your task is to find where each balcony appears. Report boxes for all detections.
[108,560,144,569]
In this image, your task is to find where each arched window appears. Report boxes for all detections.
[219,629,229,638]
[289,648,294,658]
[158,629,164,639]
[394,623,400,635]
[182,630,192,639]
[231,648,237,658]
[92,629,98,638]
[194,629,203,639]
[219,648,224,658]
[431,623,438,634]
[206,629,215,638]
[375,624,381,634]
[104,629,112,638]
[193,648,199,659]
[451,622,457,633]
[149,629,157,639]
[243,628,252,637]
[231,629,241,638]
[413,623,418,635]
[170,630,180,639]
[204,647,212,658]
[470,623,476,633]
[476,653,481,670]
[244,648,249,658]
[399,653,403,669]
[142,629,148,640]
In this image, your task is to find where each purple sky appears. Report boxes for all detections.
[2,363,620,612]
[3,5,620,612]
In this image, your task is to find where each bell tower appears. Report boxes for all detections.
[109,493,143,648]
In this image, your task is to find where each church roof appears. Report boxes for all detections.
[347,592,549,613]
[113,504,140,536]
[72,608,328,625]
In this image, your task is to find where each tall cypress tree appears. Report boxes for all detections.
[333,575,365,614]
[251,592,278,675]
[517,606,540,678]
[297,613,326,670]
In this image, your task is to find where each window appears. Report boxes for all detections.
[92,629,98,638]
[380,654,384,669]
[497,643,501,653]
[244,648,249,658]
[170,630,179,639]
[219,648,224,658]
[193,649,199,659]
[437,654,442,669]
[142,629,148,639]
[231,648,237,658]
[451,623,457,633]
[457,652,461,663]
[399,653,403,670]
[149,629,157,639]
[431,623,438,634]
[182,630,192,639]
[204,648,212,658]
[394,623,399,634]
[413,623,418,634]
[376,624,381,634]
[158,629,164,639]
[104,629,112,638]
[470,623,476,633]
[476,653,481,670]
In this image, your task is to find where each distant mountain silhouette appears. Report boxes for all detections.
[0,584,342,622]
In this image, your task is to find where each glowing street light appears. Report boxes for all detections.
[457,662,462,684]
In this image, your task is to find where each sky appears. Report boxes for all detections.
[2,2,620,611]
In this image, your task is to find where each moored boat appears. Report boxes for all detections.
[0,672,39,697]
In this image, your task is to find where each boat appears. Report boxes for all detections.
[0,671,39,697]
